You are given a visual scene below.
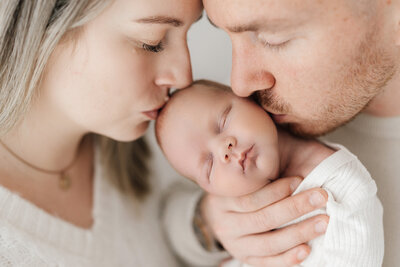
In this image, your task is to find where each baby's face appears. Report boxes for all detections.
[160,84,280,197]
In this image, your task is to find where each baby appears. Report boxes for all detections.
[155,80,384,267]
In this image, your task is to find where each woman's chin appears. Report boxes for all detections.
[101,121,150,142]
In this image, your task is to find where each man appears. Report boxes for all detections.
[199,0,399,266]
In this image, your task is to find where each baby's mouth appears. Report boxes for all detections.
[239,145,254,173]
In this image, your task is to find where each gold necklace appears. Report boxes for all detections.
[0,140,81,191]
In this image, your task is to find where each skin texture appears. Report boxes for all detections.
[158,84,280,197]
[42,0,201,143]
[198,0,400,266]
[158,84,330,266]
[0,0,202,228]
[204,0,400,137]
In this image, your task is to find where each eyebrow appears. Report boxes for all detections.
[135,13,203,27]
[208,15,297,34]
[135,16,183,27]
[228,23,260,33]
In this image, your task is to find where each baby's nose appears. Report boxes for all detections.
[220,136,237,163]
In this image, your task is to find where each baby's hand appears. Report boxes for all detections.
[201,176,329,267]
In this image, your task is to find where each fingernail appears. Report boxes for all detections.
[309,191,325,207]
[315,220,328,233]
[297,249,308,261]
[290,178,302,192]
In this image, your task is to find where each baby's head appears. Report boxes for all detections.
[156,80,280,197]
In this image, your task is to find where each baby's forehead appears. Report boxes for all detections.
[167,85,231,113]
[156,82,235,180]
[156,82,233,143]
[180,83,231,99]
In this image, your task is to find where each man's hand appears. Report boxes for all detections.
[201,176,329,267]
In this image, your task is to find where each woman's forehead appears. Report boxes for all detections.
[109,0,203,24]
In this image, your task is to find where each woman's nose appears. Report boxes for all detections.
[155,44,193,90]
[219,136,237,163]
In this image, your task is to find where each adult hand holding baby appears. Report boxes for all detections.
[201,176,329,267]
[157,82,335,266]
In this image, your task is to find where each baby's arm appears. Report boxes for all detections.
[289,146,384,267]
[320,163,383,266]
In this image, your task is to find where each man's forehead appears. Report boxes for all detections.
[204,0,327,29]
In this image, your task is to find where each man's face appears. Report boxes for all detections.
[204,0,397,137]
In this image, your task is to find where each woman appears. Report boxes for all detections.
[0,0,216,266]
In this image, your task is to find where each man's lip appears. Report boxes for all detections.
[239,145,254,172]
[270,113,287,123]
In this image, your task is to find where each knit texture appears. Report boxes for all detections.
[324,113,400,267]
[222,143,384,267]
[162,181,229,266]
[0,146,182,267]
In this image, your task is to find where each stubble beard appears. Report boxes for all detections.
[256,26,397,138]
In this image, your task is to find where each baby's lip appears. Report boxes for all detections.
[239,145,254,173]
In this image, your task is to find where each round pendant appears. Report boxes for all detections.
[59,172,71,190]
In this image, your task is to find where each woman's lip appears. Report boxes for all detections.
[143,102,167,120]
[142,109,159,120]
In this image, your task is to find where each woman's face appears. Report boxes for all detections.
[41,0,203,141]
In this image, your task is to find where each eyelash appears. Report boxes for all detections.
[218,106,232,133]
[206,154,214,181]
[259,39,290,51]
[207,106,231,181]
[142,42,164,53]
[219,113,228,133]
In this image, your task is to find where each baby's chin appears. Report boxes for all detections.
[210,178,273,198]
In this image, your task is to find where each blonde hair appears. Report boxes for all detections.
[0,0,151,199]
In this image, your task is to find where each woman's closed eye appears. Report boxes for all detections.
[127,37,165,53]
[142,41,164,53]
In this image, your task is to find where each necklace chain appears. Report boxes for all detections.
[0,140,81,190]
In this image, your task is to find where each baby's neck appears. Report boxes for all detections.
[277,128,335,179]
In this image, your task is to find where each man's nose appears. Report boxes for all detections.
[230,43,275,97]
[219,136,237,163]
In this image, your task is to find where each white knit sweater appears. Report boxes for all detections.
[0,145,219,267]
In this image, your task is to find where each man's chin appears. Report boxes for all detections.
[279,122,339,139]
[272,107,363,138]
